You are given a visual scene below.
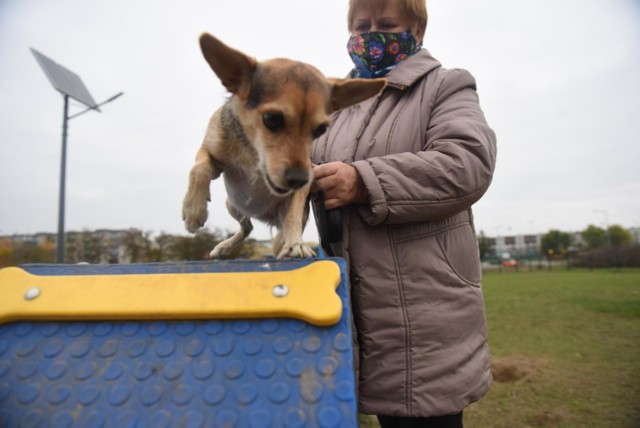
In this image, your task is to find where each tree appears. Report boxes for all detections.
[79,230,104,264]
[477,230,495,260]
[148,233,174,262]
[541,229,572,258]
[171,228,224,261]
[0,240,55,267]
[123,229,147,263]
[0,243,11,267]
[607,225,633,248]
[169,229,266,261]
[581,224,606,250]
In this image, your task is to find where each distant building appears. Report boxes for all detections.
[1,229,133,264]
[1,225,637,265]
[486,231,588,259]
[65,229,131,264]
[492,234,541,259]
[2,233,55,246]
[0,229,277,264]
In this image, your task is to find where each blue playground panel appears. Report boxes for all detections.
[0,258,356,428]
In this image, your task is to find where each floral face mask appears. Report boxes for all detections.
[347,29,420,78]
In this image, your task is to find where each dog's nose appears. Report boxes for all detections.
[285,167,309,189]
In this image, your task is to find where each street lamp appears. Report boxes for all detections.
[593,209,611,247]
[31,48,123,263]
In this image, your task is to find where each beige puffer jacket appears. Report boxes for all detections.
[312,49,497,417]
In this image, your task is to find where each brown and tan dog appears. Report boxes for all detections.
[182,34,385,258]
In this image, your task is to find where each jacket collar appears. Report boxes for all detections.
[383,49,441,90]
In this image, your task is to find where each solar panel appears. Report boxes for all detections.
[31,48,100,110]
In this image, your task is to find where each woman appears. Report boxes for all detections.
[311,0,497,426]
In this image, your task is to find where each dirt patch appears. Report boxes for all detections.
[491,355,543,383]
[492,362,527,383]
[530,411,563,427]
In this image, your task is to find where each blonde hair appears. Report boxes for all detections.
[347,0,428,35]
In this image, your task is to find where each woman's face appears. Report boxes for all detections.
[351,0,420,40]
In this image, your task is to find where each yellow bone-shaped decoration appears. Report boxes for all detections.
[0,261,342,327]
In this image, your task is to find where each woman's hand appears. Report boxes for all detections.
[312,162,368,210]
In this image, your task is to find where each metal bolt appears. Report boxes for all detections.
[272,284,289,298]
[24,288,41,301]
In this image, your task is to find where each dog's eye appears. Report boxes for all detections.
[262,112,285,131]
[312,124,328,139]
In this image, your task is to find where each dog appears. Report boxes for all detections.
[182,34,386,258]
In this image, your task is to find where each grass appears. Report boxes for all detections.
[358,269,640,427]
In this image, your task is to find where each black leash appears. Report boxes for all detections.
[311,192,343,257]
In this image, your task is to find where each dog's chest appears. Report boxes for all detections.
[222,167,285,225]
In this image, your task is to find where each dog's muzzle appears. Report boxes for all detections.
[264,167,310,196]
[284,167,309,190]
[265,174,290,195]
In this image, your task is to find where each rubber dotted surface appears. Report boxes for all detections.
[0,259,356,428]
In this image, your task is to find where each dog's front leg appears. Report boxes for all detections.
[274,187,316,259]
[182,147,221,233]
[210,198,253,258]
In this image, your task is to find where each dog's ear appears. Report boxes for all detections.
[328,78,387,111]
[199,33,256,99]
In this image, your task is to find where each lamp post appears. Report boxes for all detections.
[55,92,123,263]
[31,48,123,263]
[594,209,610,248]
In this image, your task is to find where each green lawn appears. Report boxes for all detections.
[360,269,640,427]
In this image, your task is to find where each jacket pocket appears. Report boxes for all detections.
[393,220,482,288]
[435,224,482,287]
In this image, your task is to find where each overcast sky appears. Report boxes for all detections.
[1,0,639,243]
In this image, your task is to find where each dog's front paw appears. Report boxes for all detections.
[277,242,316,259]
[182,199,208,233]
[210,241,235,259]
